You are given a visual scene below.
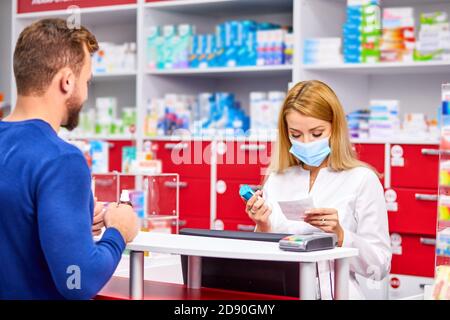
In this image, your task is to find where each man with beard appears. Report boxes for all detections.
[0,19,139,299]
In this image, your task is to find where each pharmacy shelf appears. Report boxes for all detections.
[61,134,137,141]
[330,0,450,5]
[145,135,277,142]
[15,4,138,25]
[303,61,450,75]
[350,137,440,145]
[144,135,440,145]
[146,65,293,78]
[93,71,137,81]
[144,0,293,15]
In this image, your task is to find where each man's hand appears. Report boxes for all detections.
[92,198,106,236]
[104,203,139,243]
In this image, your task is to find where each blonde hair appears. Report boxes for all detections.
[269,80,376,175]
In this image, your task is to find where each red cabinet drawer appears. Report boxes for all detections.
[385,188,438,236]
[390,233,436,277]
[109,140,135,172]
[176,178,210,219]
[216,179,261,222]
[390,144,439,189]
[221,219,256,232]
[152,140,211,178]
[178,217,210,230]
[353,143,385,184]
[217,141,272,180]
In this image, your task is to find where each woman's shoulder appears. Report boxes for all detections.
[264,166,306,184]
[343,165,382,187]
[346,165,376,176]
[268,165,305,177]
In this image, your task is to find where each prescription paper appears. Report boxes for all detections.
[278,196,315,221]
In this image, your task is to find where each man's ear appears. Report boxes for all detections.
[59,68,75,95]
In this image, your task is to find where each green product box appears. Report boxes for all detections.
[362,35,381,47]
[95,123,110,135]
[420,12,448,25]
[122,108,136,126]
[362,48,381,63]
[361,4,379,16]
[414,49,444,61]
[361,24,381,34]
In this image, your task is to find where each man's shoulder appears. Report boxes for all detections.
[11,121,84,163]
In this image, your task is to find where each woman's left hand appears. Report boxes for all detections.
[304,208,344,246]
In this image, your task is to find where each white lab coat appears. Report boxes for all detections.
[262,165,392,299]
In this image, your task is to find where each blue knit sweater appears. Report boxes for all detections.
[0,119,125,299]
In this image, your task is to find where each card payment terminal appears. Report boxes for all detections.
[279,233,337,252]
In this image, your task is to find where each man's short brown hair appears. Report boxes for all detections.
[14,18,99,96]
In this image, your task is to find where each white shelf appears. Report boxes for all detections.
[93,71,137,81]
[144,0,293,15]
[144,135,440,145]
[350,137,440,145]
[145,135,276,142]
[62,134,136,141]
[303,61,450,75]
[329,0,449,5]
[146,65,293,78]
[15,4,137,25]
[15,3,137,18]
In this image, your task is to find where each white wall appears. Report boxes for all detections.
[0,0,12,102]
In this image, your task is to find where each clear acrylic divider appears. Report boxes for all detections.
[92,172,180,234]
[92,173,119,203]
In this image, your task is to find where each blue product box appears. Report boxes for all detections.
[344,42,362,52]
[344,32,362,43]
[442,101,450,115]
[343,23,362,35]
[346,14,363,25]
[344,53,362,63]
[239,20,257,66]
[196,35,207,68]
[233,20,243,47]
[347,5,362,16]
[206,34,216,67]
[344,48,362,57]
[343,39,362,49]
[198,34,215,68]
[189,35,199,68]
[224,21,238,67]
[215,24,226,67]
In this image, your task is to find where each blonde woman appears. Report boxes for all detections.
[245,80,391,300]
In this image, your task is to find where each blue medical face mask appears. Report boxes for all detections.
[289,136,331,167]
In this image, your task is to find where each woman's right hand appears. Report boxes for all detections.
[244,190,272,232]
